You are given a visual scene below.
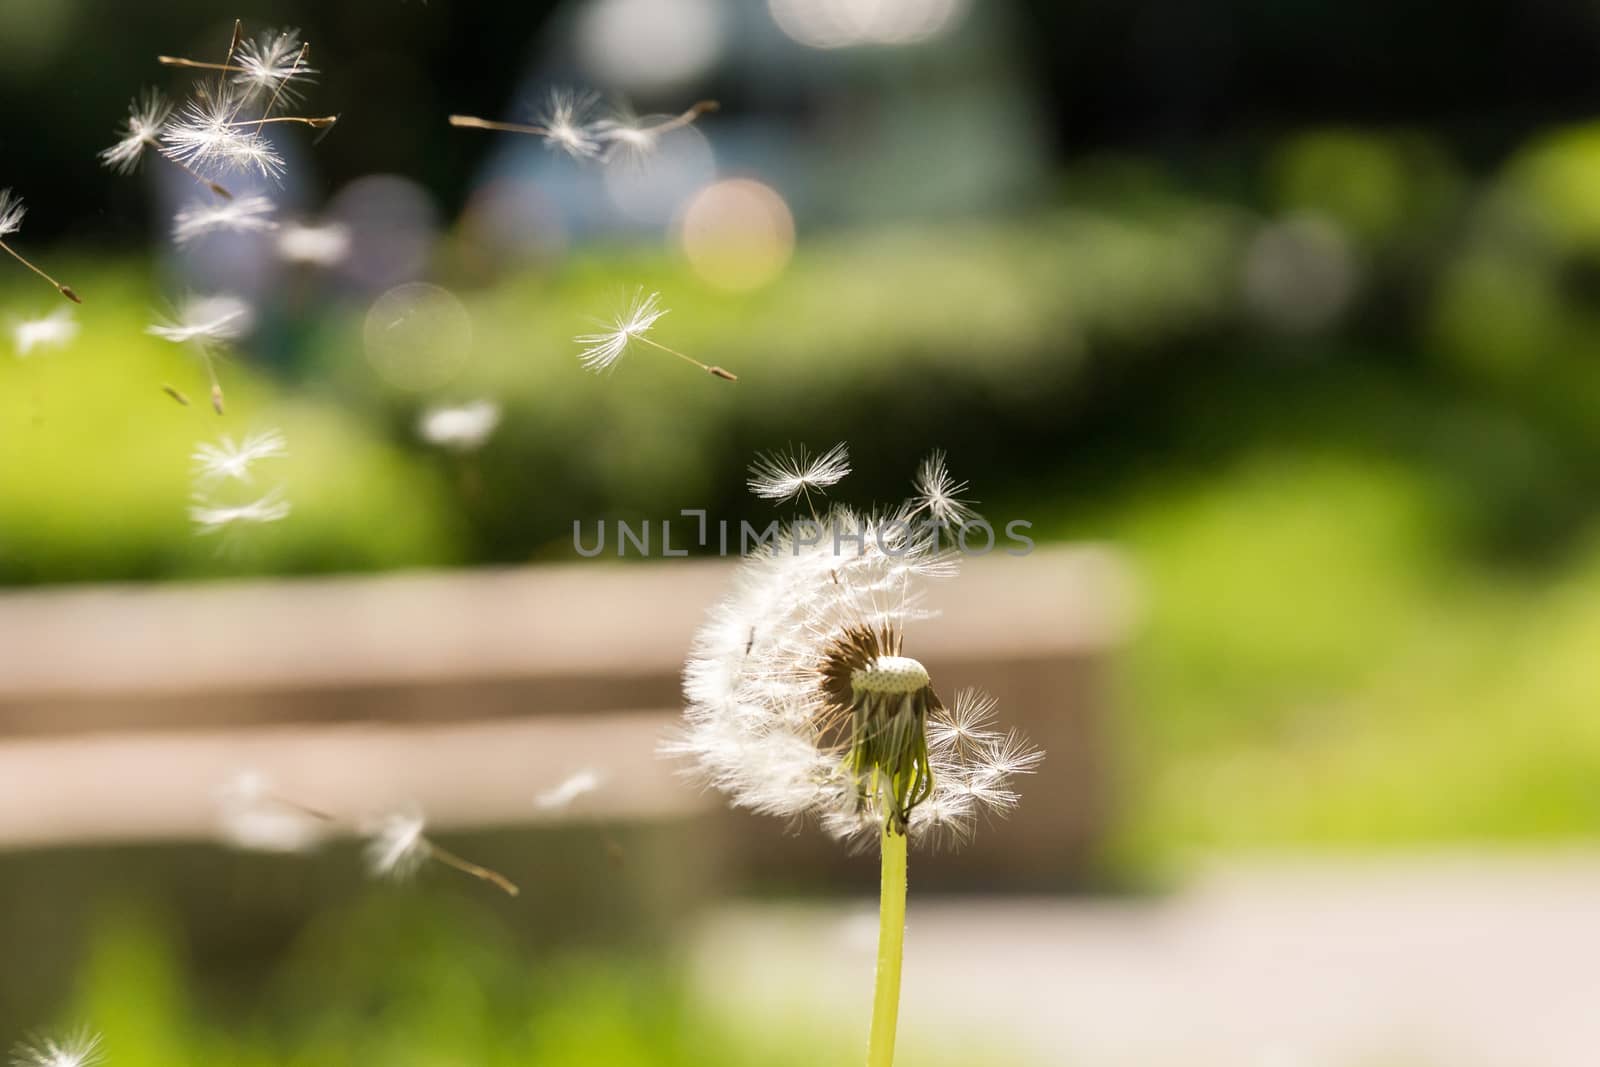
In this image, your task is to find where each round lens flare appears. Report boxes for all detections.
[676,178,796,291]
[363,283,473,391]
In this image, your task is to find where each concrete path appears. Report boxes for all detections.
[691,854,1600,1066]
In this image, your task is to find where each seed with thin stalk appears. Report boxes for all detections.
[449,88,603,159]
[748,442,851,505]
[191,428,287,487]
[101,90,233,199]
[574,290,736,381]
[595,99,719,166]
[0,190,80,303]
[363,809,520,897]
[148,294,253,415]
[909,449,977,532]
[161,85,286,182]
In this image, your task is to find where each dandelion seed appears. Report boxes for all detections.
[147,294,252,345]
[99,89,174,174]
[748,442,851,505]
[215,770,329,853]
[189,487,291,533]
[0,190,81,303]
[277,220,350,266]
[231,28,317,105]
[161,86,286,182]
[418,400,500,452]
[172,195,277,245]
[926,689,1002,758]
[910,450,977,530]
[12,308,78,357]
[575,289,736,380]
[10,1032,103,1067]
[449,89,603,159]
[595,99,718,166]
[535,769,604,811]
[191,429,287,487]
[361,808,520,896]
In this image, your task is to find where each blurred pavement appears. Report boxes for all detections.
[692,854,1600,1067]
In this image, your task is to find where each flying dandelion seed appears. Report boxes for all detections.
[10,1031,104,1067]
[668,450,1039,1067]
[448,88,604,159]
[189,487,292,534]
[747,442,851,505]
[161,86,287,182]
[173,195,278,245]
[909,449,977,531]
[190,429,287,487]
[215,770,329,854]
[535,769,605,811]
[574,289,736,380]
[148,294,251,411]
[12,308,78,357]
[231,28,317,105]
[277,220,351,266]
[594,99,719,167]
[101,89,233,199]
[361,808,520,896]
[418,400,500,452]
[0,190,81,303]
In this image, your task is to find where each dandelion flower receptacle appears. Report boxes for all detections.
[670,452,1040,1066]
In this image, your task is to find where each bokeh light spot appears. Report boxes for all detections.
[677,179,796,291]
[363,283,473,391]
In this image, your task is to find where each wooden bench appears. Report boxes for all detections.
[0,548,1135,888]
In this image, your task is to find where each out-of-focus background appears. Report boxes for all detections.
[4,1,1600,1064]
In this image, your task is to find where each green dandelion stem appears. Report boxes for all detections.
[867,823,908,1067]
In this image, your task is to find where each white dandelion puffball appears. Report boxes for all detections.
[418,400,500,451]
[671,459,1041,849]
[12,308,78,357]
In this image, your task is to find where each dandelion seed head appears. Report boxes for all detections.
[12,308,77,357]
[574,289,667,372]
[364,809,430,881]
[173,195,278,245]
[418,400,500,452]
[671,456,1040,849]
[100,89,173,174]
[191,429,287,486]
[748,442,851,504]
[0,190,25,237]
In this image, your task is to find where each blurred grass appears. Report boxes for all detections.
[51,902,1025,1067]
